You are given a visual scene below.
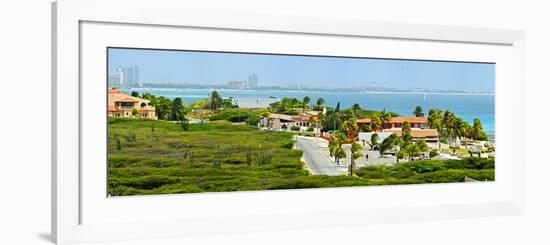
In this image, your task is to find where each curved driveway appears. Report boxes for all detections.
[295,137,343,176]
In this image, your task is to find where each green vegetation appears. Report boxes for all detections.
[428,108,488,146]
[319,104,397,132]
[108,118,369,196]
[413,105,424,117]
[349,142,362,176]
[355,158,494,185]
[209,108,268,125]
[269,97,305,115]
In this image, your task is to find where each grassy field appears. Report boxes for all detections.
[108,118,494,196]
[107,118,369,196]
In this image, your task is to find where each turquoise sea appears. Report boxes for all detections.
[121,88,495,137]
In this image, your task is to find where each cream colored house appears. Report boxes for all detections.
[108,88,157,119]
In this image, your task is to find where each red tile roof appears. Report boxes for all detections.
[356,117,428,124]
[389,117,428,124]
[116,97,139,103]
[383,128,438,138]
[108,88,121,94]
[356,118,371,123]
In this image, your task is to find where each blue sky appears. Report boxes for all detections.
[108,48,495,92]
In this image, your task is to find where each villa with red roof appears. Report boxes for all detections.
[108,88,157,119]
[356,116,429,129]
[357,116,438,142]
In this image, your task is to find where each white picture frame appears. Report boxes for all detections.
[52,0,525,244]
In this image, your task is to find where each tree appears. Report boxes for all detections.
[370,114,382,132]
[271,97,300,114]
[341,118,359,140]
[442,110,468,147]
[131,108,139,118]
[428,108,444,148]
[349,142,362,176]
[328,138,338,158]
[369,133,379,150]
[308,117,317,131]
[401,121,411,136]
[471,118,487,140]
[396,150,405,163]
[153,96,172,120]
[413,105,424,117]
[429,149,439,158]
[209,90,223,110]
[302,96,310,113]
[131,91,140,97]
[379,134,399,156]
[334,131,347,145]
[379,109,392,129]
[402,140,429,161]
[352,103,361,119]
[328,131,348,164]
[171,97,184,120]
[416,140,429,154]
[316,97,325,111]
[361,124,371,132]
[291,98,301,108]
[334,148,347,165]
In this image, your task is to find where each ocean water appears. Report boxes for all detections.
[121,88,495,136]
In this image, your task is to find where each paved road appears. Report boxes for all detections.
[295,137,343,176]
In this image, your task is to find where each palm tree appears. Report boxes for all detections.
[316,97,325,111]
[341,118,359,140]
[370,114,382,132]
[334,131,347,146]
[291,98,300,109]
[302,96,311,114]
[349,142,362,176]
[471,118,487,140]
[329,131,348,164]
[428,108,443,130]
[416,140,429,156]
[413,105,424,117]
[352,103,361,118]
[369,133,379,150]
[171,97,184,120]
[443,111,462,147]
[328,138,338,158]
[379,134,399,157]
[401,140,428,161]
[379,109,392,129]
[209,90,223,110]
[401,121,411,136]
[334,148,347,165]
[428,108,444,148]
[396,150,405,163]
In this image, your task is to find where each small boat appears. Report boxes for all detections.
[423,93,427,101]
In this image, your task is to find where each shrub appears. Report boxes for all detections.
[429,149,439,158]
[281,140,295,150]
[290,126,300,131]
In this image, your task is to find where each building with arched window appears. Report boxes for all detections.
[107,88,157,119]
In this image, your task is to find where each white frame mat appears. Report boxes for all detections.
[52,0,525,244]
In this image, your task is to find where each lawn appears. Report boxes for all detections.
[107,118,495,196]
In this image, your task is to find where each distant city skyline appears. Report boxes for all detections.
[108,48,495,93]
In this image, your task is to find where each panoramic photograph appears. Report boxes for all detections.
[106,47,495,196]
